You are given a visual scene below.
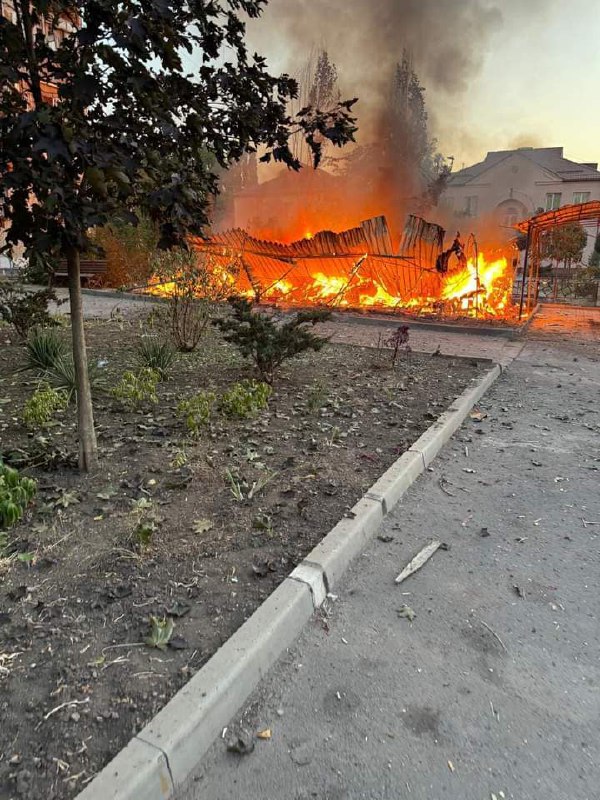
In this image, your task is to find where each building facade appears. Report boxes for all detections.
[441,147,600,254]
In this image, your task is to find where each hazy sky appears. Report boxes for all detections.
[244,0,600,169]
[441,0,600,168]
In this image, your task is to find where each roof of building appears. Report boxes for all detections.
[448,147,600,186]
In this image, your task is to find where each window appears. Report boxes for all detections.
[501,206,520,228]
[465,196,478,216]
[573,191,590,204]
[545,192,562,211]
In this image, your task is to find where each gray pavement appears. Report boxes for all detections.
[178,313,600,800]
[62,287,525,362]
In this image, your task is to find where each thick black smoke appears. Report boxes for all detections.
[247,0,555,148]
[240,0,556,237]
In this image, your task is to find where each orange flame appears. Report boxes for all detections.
[146,237,516,320]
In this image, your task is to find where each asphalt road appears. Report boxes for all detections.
[180,327,600,800]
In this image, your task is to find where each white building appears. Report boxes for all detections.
[441,147,600,249]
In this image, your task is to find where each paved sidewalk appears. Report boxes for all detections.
[60,288,523,363]
[180,322,600,799]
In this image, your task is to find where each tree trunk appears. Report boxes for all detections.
[66,247,98,471]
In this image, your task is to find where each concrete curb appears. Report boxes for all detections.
[75,361,510,800]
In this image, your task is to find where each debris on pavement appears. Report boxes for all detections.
[480,526,490,537]
[395,540,441,584]
[438,476,455,496]
[480,620,508,652]
[226,727,255,755]
[447,759,455,772]
[377,534,395,543]
[397,605,416,622]
[257,728,272,740]
[469,409,487,421]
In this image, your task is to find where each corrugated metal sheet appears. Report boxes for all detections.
[191,215,445,306]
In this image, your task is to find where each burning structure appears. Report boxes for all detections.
[151,214,517,321]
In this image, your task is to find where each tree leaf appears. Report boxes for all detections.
[192,518,213,535]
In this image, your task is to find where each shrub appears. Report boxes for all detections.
[176,391,216,436]
[0,282,63,339]
[23,328,69,373]
[220,379,272,418]
[19,330,101,402]
[93,214,160,288]
[385,325,410,366]
[21,383,68,429]
[214,297,331,383]
[45,352,103,402]
[0,460,37,530]
[20,251,60,285]
[111,368,160,409]
[136,337,177,379]
[151,248,238,352]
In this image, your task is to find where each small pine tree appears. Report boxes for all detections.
[214,298,332,384]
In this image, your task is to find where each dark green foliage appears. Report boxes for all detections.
[589,234,600,271]
[21,251,60,285]
[0,1,357,259]
[45,353,103,403]
[0,1,356,470]
[0,460,37,530]
[19,329,101,401]
[0,283,62,339]
[515,233,528,252]
[136,338,177,379]
[215,297,331,383]
[24,328,69,373]
[542,223,587,266]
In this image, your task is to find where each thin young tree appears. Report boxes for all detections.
[0,1,357,470]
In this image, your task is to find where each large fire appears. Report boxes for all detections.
[148,215,517,321]
[237,251,512,317]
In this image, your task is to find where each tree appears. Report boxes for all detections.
[542,223,587,269]
[589,233,600,270]
[328,51,449,222]
[1,1,357,471]
[292,49,341,167]
[390,50,449,208]
[93,213,160,288]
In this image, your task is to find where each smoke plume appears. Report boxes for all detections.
[246,0,507,141]
[236,0,556,241]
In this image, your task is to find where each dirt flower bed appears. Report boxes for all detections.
[0,315,482,799]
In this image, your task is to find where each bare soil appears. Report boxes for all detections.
[0,315,482,799]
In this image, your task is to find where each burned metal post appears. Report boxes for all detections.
[518,223,531,320]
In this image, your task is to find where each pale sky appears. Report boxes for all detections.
[244,0,600,170]
[437,0,600,168]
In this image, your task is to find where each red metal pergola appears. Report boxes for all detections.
[515,201,600,317]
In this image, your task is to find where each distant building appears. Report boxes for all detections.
[231,169,347,242]
[441,147,600,251]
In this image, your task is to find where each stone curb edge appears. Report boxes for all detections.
[76,358,513,800]
[72,289,538,341]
